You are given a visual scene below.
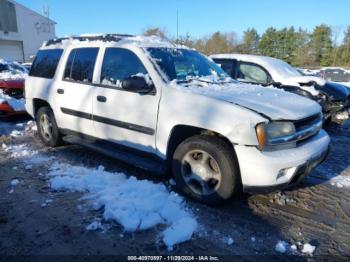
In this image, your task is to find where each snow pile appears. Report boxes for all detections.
[10,178,20,186]
[275,240,317,255]
[330,175,350,188]
[1,121,37,137]
[0,89,25,111]
[302,243,316,255]
[226,237,234,245]
[86,221,103,231]
[3,143,55,165]
[47,163,197,250]
[3,144,34,158]
[275,240,289,253]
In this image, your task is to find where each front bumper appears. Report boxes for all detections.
[235,129,330,193]
[0,102,27,120]
[324,99,350,124]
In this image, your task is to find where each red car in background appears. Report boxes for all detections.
[0,60,28,120]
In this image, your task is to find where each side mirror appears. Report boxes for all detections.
[122,76,154,94]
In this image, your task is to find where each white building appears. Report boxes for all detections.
[0,0,56,62]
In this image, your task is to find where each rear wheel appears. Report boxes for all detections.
[36,106,62,147]
[172,135,240,205]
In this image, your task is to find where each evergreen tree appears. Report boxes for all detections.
[292,28,313,66]
[259,27,279,57]
[240,28,260,54]
[310,25,333,66]
[342,26,350,66]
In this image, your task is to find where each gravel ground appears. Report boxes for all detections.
[0,119,349,260]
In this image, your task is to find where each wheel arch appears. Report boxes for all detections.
[166,124,239,165]
[32,99,52,119]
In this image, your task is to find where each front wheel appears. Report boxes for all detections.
[36,106,62,147]
[172,135,240,205]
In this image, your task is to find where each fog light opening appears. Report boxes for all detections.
[276,166,297,181]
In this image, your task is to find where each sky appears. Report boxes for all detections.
[16,0,350,40]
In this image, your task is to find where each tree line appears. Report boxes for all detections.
[144,25,350,68]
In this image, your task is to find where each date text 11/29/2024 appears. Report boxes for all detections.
[127,255,219,261]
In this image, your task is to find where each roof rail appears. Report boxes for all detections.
[45,34,135,46]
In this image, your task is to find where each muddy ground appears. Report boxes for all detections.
[0,120,350,261]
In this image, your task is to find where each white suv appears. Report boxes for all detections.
[25,34,330,205]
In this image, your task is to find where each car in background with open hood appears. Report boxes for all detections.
[211,54,350,125]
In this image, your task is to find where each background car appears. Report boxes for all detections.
[0,59,28,120]
[211,54,350,125]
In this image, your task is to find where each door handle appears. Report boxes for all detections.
[97,96,107,102]
[57,89,64,94]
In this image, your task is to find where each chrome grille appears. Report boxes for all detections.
[294,113,323,144]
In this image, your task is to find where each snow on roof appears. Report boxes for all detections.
[43,34,178,49]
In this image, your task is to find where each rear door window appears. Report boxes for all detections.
[29,49,63,79]
[63,48,99,83]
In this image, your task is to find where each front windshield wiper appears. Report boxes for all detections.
[177,76,232,85]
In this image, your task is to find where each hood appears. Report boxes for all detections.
[281,76,327,96]
[173,79,321,121]
[0,79,24,89]
[282,76,327,86]
[319,82,350,101]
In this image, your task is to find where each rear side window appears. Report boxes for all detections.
[29,49,63,79]
[64,48,99,83]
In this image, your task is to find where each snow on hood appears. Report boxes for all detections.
[0,71,27,81]
[0,59,28,80]
[282,76,326,96]
[171,77,321,121]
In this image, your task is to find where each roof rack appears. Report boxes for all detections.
[45,34,135,46]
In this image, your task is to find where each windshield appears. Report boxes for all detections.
[147,48,228,82]
[272,59,302,78]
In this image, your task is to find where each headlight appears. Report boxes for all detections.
[256,122,296,151]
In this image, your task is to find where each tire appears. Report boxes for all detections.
[172,135,240,206]
[36,106,62,147]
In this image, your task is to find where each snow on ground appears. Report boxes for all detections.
[0,120,36,137]
[302,243,316,255]
[330,174,350,188]
[275,240,289,253]
[47,163,197,250]
[0,89,25,111]
[2,142,55,165]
